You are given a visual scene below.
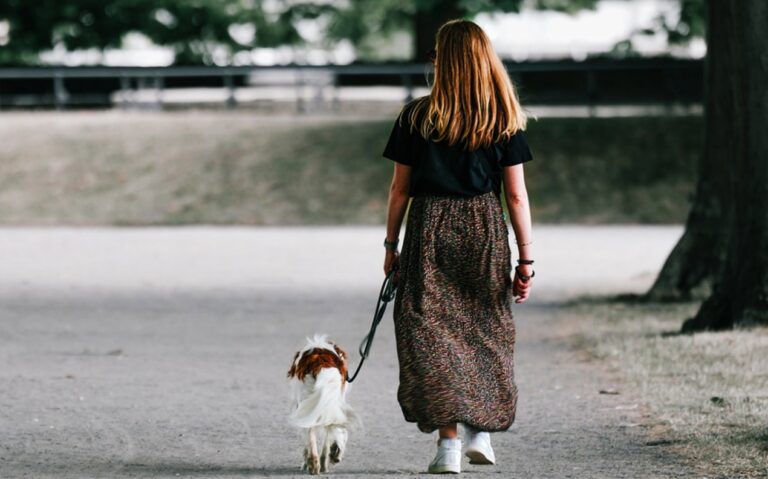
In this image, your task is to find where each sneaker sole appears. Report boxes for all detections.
[465,449,495,465]
[427,464,461,474]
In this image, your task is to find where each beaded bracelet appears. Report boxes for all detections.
[514,266,536,282]
[383,238,399,251]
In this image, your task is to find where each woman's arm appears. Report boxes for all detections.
[502,163,534,303]
[384,163,412,277]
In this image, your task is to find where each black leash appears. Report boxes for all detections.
[345,267,398,383]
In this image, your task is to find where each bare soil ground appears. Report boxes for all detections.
[567,300,768,478]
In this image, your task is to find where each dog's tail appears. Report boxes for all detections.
[288,368,358,429]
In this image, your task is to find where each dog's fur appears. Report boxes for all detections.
[287,334,359,475]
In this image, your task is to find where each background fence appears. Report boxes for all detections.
[0,58,702,112]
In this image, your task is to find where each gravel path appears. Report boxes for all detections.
[0,226,696,478]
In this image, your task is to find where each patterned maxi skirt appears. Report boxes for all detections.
[393,190,518,434]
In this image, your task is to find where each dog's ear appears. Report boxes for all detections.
[287,351,300,378]
[333,345,349,383]
[333,344,347,361]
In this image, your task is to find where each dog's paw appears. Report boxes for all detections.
[307,456,321,475]
[330,443,342,463]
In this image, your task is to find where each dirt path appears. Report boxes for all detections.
[0,226,695,478]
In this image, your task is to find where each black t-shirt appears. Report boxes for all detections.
[382,101,533,198]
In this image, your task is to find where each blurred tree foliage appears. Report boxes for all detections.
[0,0,703,65]
[291,0,602,61]
[666,0,705,43]
[0,0,299,65]
[634,0,704,46]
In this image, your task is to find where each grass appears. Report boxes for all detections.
[566,299,768,478]
[0,110,701,225]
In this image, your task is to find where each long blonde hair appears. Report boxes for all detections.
[405,19,528,151]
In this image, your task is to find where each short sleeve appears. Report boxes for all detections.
[499,130,533,167]
[382,108,415,166]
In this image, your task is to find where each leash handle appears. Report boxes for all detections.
[346,266,398,383]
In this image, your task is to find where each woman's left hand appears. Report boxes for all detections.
[512,265,533,303]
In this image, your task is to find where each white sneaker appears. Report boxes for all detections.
[427,437,462,474]
[463,424,496,465]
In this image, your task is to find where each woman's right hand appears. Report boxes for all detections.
[384,249,400,284]
[512,264,533,303]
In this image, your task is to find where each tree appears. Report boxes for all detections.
[678,0,768,331]
[643,1,724,302]
[643,0,725,302]
[643,0,768,331]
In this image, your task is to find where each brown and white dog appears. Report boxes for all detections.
[287,334,359,475]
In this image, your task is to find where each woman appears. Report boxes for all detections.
[381,19,534,474]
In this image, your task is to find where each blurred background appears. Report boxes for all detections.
[0,0,705,226]
[7,2,766,479]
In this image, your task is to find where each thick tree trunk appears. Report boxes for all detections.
[645,0,736,302]
[682,0,768,331]
[413,2,465,61]
[644,187,727,301]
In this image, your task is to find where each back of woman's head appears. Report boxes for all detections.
[407,19,528,151]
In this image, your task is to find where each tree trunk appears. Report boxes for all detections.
[644,0,736,302]
[682,0,768,331]
[413,2,465,62]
